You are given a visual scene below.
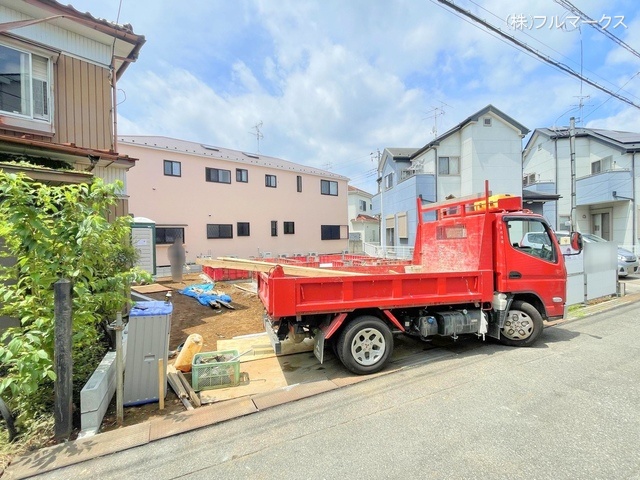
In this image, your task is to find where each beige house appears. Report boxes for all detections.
[119,136,350,267]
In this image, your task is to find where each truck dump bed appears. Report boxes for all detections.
[259,190,507,318]
[258,267,494,318]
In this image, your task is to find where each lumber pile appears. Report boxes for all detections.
[167,364,201,410]
[196,256,364,277]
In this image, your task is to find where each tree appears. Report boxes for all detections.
[0,171,149,433]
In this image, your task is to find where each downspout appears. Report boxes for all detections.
[633,152,636,252]
[111,59,118,153]
[434,147,438,202]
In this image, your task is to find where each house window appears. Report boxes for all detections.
[297,175,302,192]
[591,156,611,174]
[206,168,231,183]
[359,200,367,212]
[237,222,250,236]
[397,212,408,239]
[164,160,181,177]
[0,44,50,121]
[384,173,393,189]
[483,117,492,127]
[265,174,277,188]
[321,224,348,240]
[207,224,233,239]
[321,179,338,196]
[271,221,278,236]
[236,168,248,183]
[284,221,295,234]
[156,227,184,245]
[523,173,536,187]
[438,157,460,175]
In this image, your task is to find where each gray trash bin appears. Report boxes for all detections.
[124,301,172,406]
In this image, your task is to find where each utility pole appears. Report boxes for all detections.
[372,149,385,254]
[569,117,576,231]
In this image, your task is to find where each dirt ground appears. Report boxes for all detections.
[100,274,265,431]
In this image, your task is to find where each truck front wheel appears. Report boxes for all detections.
[336,316,393,375]
[499,300,543,347]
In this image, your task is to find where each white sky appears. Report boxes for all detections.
[68,0,640,194]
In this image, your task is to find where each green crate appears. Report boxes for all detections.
[191,350,240,391]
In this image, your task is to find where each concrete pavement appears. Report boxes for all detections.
[5,286,640,479]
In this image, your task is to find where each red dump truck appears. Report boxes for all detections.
[258,185,582,374]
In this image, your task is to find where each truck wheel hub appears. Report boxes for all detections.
[351,328,385,366]
[503,310,533,340]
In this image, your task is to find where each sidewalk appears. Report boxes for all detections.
[4,291,639,479]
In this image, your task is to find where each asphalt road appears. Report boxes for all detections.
[34,301,640,480]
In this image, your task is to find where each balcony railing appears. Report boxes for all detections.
[576,169,632,205]
[363,242,414,260]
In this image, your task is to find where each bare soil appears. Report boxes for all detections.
[100,275,265,431]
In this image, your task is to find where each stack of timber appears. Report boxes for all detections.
[167,364,201,410]
[196,257,364,277]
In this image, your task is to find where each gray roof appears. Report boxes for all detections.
[527,127,640,153]
[412,105,529,158]
[118,135,349,180]
[385,148,419,159]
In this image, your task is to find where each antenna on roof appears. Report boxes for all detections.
[424,102,451,139]
[250,121,264,153]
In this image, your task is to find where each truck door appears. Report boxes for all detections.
[497,217,566,318]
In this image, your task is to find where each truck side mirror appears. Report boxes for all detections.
[570,232,583,252]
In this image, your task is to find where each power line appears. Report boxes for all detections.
[554,0,640,62]
[434,0,640,111]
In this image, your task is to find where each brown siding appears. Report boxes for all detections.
[54,55,113,151]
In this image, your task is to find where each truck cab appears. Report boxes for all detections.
[260,187,580,375]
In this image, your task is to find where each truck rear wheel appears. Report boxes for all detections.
[336,316,393,375]
[499,300,543,347]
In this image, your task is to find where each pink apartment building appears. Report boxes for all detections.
[119,136,350,267]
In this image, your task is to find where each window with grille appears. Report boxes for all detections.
[206,168,231,183]
[236,168,248,183]
[164,160,181,177]
[321,179,338,196]
[265,175,277,188]
[156,227,184,244]
[207,224,233,239]
[237,222,250,236]
[284,222,295,234]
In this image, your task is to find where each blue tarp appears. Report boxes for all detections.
[179,283,232,307]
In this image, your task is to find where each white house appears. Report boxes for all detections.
[523,126,640,252]
[347,185,378,252]
[372,105,529,252]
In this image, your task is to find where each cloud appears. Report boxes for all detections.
[70,0,640,193]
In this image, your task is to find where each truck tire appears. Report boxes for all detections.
[499,300,543,347]
[336,316,393,375]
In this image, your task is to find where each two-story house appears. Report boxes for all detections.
[347,185,378,253]
[0,0,144,331]
[523,126,640,251]
[118,135,350,267]
[0,0,145,214]
[372,105,529,253]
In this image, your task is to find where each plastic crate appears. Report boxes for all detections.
[191,350,240,391]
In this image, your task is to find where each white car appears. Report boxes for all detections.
[555,231,639,277]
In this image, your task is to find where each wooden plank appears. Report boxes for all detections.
[196,257,363,277]
[166,366,194,411]
[177,371,201,408]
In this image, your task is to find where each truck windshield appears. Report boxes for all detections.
[507,218,557,263]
